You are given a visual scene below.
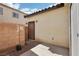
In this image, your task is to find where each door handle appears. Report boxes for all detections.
[77,33,79,37]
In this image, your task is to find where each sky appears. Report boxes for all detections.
[4,3,57,14]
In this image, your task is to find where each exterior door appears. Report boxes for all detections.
[71,3,79,56]
[28,21,35,40]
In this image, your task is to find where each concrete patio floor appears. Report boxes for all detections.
[20,40,69,56]
[0,40,69,56]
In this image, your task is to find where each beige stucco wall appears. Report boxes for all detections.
[0,4,27,26]
[27,4,70,48]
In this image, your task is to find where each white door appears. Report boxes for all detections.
[77,4,79,56]
[71,3,79,56]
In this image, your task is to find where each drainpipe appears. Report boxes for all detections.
[19,24,20,45]
[16,24,22,51]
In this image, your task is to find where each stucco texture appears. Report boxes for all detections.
[27,5,70,48]
[0,4,27,26]
[0,4,28,51]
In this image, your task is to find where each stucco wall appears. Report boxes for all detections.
[0,23,26,51]
[0,4,27,26]
[0,4,28,51]
[27,4,70,48]
[0,4,27,51]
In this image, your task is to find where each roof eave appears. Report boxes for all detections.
[24,3,64,18]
